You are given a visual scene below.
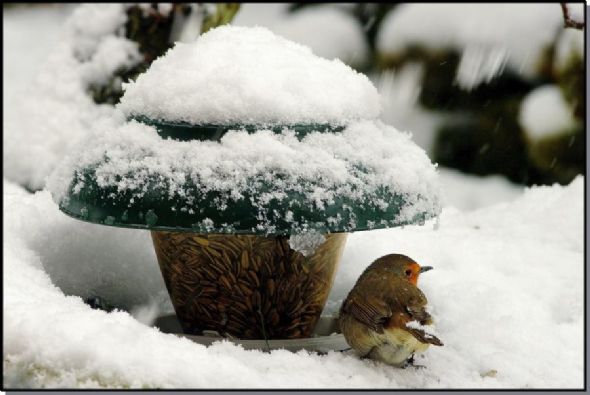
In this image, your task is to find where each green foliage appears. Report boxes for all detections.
[526,126,585,185]
[556,55,584,120]
[201,3,241,34]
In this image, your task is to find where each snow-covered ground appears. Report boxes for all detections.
[3,5,584,389]
[4,176,583,388]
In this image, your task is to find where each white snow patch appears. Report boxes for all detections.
[373,65,447,154]
[119,25,380,125]
[4,185,171,314]
[2,5,73,101]
[230,2,288,27]
[79,35,142,86]
[234,5,369,68]
[288,232,327,257]
[437,168,524,211]
[455,45,507,91]
[66,4,128,62]
[519,85,578,141]
[157,3,174,17]
[136,3,174,17]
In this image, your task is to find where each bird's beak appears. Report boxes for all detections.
[420,266,433,273]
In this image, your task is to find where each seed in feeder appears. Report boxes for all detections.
[194,237,209,246]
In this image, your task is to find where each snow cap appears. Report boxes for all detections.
[119,25,381,126]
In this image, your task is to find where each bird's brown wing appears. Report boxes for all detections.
[405,304,433,325]
[388,284,444,346]
[400,319,443,346]
[341,295,391,334]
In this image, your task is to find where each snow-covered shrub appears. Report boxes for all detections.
[3,4,202,191]
[374,3,585,186]
[553,28,584,119]
[519,85,584,183]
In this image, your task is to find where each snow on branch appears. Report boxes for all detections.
[560,3,585,30]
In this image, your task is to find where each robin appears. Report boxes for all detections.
[339,254,443,367]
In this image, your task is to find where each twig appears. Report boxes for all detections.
[560,3,584,30]
[257,307,271,353]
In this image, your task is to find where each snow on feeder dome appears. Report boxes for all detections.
[51,26,441,343]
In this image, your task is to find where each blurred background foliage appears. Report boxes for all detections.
[4,3,585,188]
[291,3,585,186]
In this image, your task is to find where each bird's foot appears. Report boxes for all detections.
[402,354,426,369]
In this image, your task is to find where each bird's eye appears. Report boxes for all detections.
[405,269,412,277]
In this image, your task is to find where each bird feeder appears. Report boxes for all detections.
[52,26,441,342]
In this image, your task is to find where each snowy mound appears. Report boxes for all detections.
[519,85,578,141]
[118,25,381,125]
[376,4,564,80]
[47,119,440,234]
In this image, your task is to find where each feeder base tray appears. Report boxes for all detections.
[153,314,349,353]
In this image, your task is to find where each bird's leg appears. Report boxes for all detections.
[360,351,372,360]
